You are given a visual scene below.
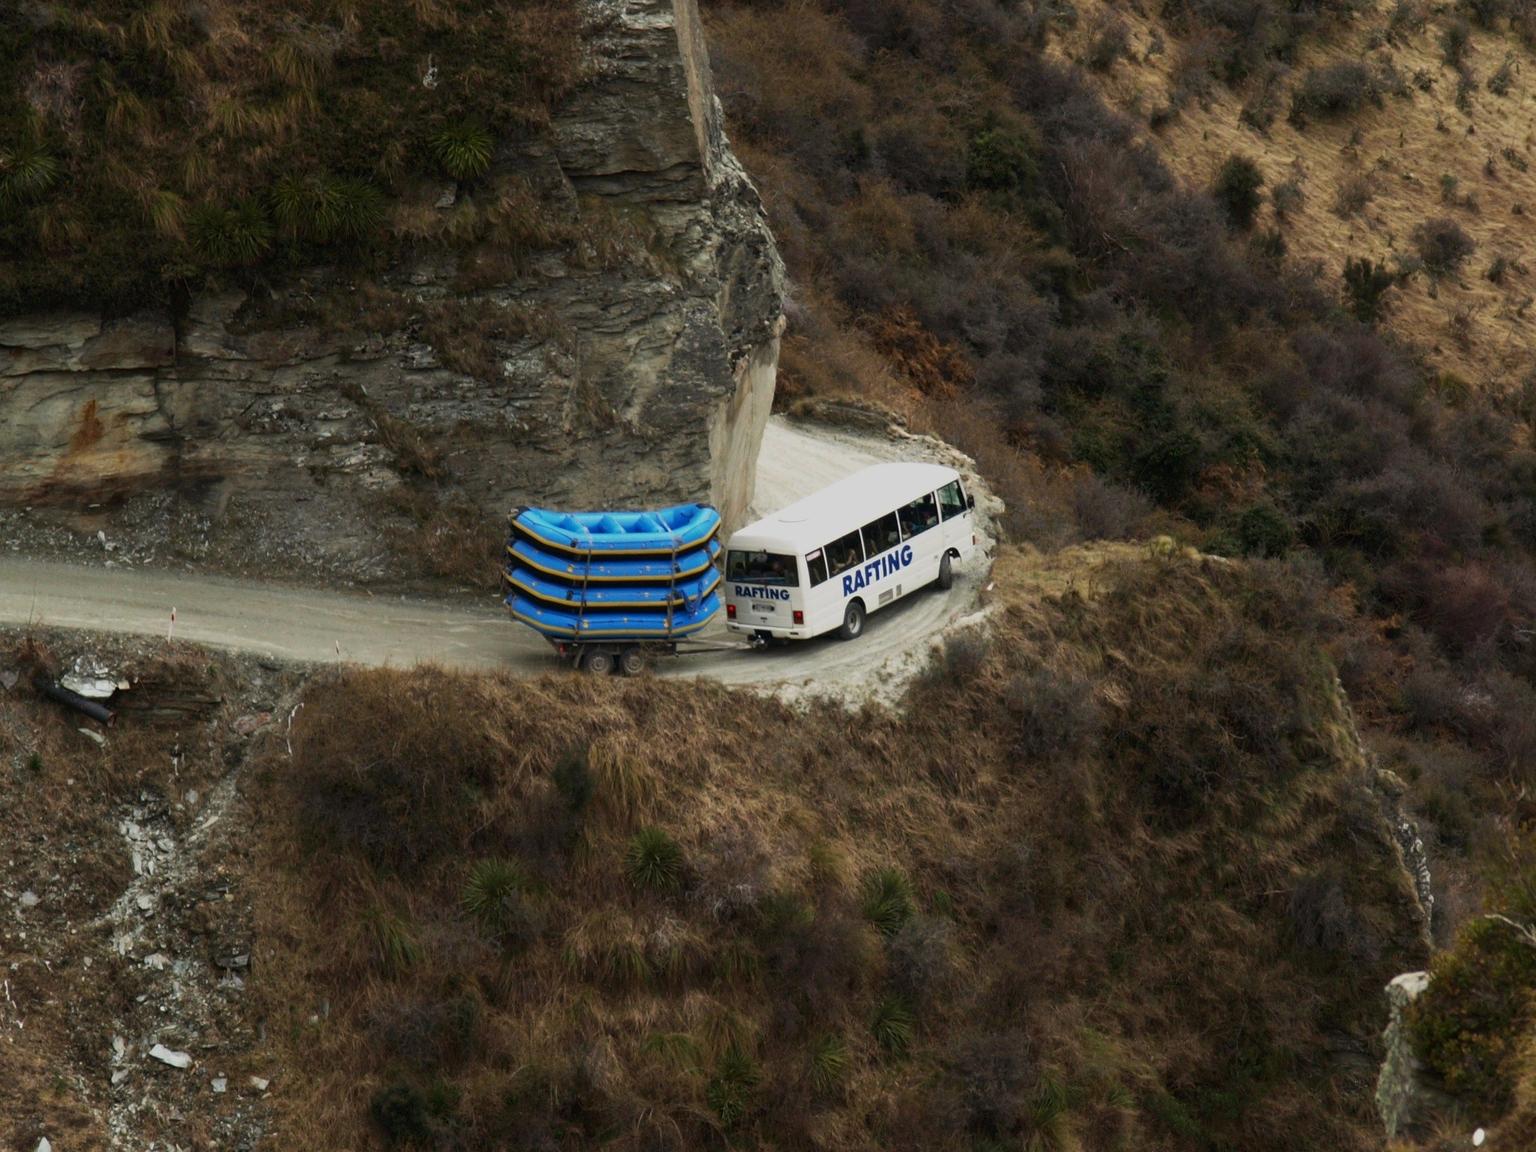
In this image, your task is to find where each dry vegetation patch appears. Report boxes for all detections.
[248,550,1427,1150]
[0,1,585,311]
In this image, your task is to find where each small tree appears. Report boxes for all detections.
[1212,155,1264,229]
[1343,256,1397,321]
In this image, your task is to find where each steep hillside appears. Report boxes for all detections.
[0,0,784,586]
[0,548,1431,1150]
[704,0,1536,1139]
[1054,0,1536,392]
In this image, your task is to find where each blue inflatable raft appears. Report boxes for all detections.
[511,502,720,556]
[508,591,721,639]
[506,565,721,609]
[507,537,721,584]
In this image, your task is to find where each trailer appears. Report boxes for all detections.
[503,501,749,674]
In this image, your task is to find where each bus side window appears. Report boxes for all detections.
[899,492,939,538]
[937,480,967,521]
[860,512,901,557]
[807,550,830,587]
[825,531,863,575]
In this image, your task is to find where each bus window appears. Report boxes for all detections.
[861,512,901,557]
[825,531,864,576]
[726,550,800,586]
[898,492,939,538]
[806,548,830,587]
[937,480,968,522]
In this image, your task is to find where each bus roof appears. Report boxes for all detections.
[729,462,961,552]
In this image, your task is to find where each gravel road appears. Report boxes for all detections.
[0,417,994,700]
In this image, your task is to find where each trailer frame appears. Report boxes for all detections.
[543,634,763,676]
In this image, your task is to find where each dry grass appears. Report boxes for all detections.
[247,549,1426,1151]
[1055,0,1536,391]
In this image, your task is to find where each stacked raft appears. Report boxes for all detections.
[504,502,723,642]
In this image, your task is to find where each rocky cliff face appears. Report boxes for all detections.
[0,0,783,587]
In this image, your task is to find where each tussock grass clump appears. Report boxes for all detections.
[363,905,422,976]
[860,866,916,937]
[0,140,60,208]
[626,827,684,892]
[432,119,495,182]
[871,995,915,1056]
[706,1047,761,1127]
[807,1032,849,1094]
[461,858,542,949]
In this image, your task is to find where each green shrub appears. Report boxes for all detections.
[1408,918,1536,1116]
[706,1047,760,1127]
[967,126,1041,199]
[1342,256,1396,322]
[1235,502,1295,556]
[871,995,915,1055]
[370,1081,432,1146]
[432,119,496,182]
[625,827,684,892]
[1212,155,1264,230]
[369,1079,460,1147]
[861,867,916,937]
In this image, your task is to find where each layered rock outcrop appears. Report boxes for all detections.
[0,0,783,585]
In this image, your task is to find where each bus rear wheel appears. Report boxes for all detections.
[838,600,865,641]
[936,552,954,590]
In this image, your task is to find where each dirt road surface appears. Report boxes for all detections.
[0,417,995,700]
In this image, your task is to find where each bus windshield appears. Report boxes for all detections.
[727,550,800,586]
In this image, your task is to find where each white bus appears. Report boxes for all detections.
[723,463,977,642]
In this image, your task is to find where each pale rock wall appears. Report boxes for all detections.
[0,0,783,585]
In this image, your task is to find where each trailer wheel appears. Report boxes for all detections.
[581,647,615,675]
[619,646,647,676]
[936,552,954,590]
[837,599,865,641]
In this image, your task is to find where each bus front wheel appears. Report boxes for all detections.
[936,552,954,590]
[838,599,866,641]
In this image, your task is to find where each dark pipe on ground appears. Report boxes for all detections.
[35,676,116,727]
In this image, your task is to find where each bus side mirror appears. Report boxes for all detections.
[967,493,975,510]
